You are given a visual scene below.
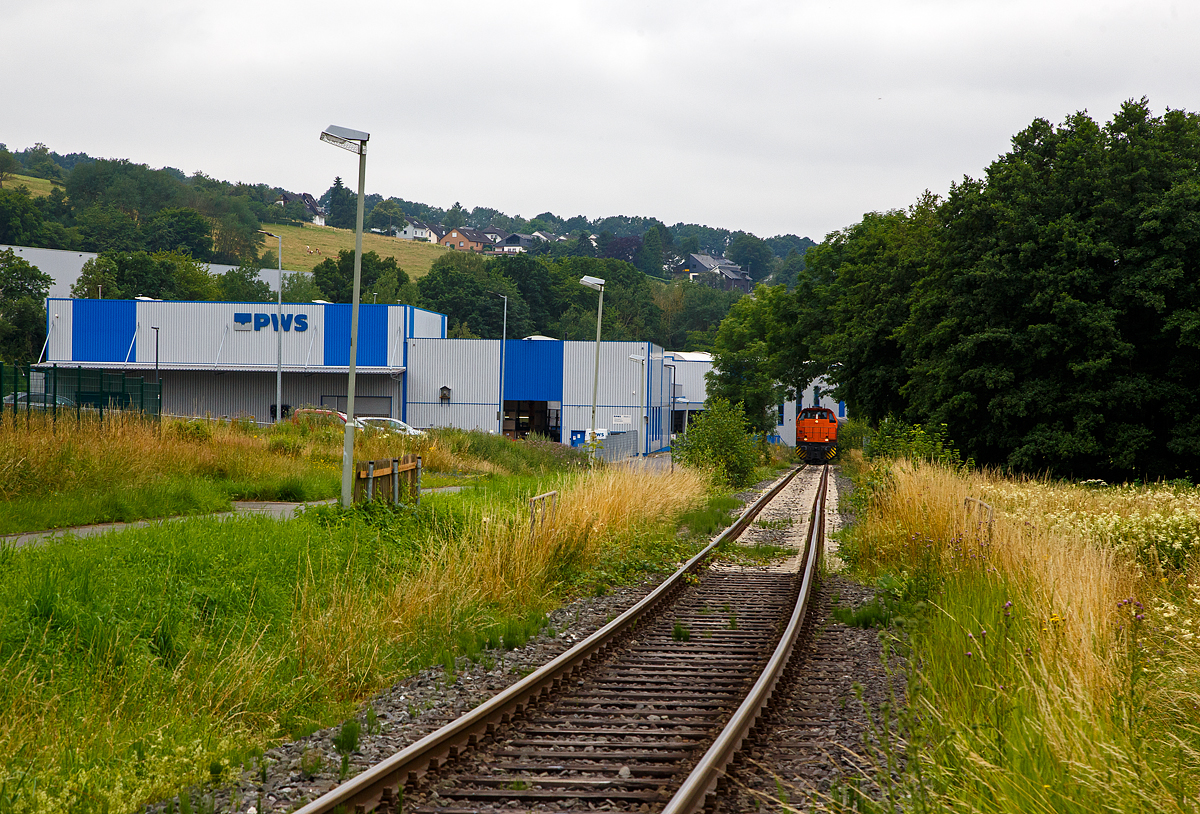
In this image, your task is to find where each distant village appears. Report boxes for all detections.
[278,192,756,293]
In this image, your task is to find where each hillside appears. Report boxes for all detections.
[260,223,448,279]
[2,173,447,279]
[3,173,59,197]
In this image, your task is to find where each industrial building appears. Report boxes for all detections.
[42,299,673,454]
[41,297,842,453]
[44,298,445,421]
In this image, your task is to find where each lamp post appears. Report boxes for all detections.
[629,353,645,456]
[151,326,160,384]
[320,124,370,507]
[664,362,676,472]
[580,275,605,449]
[492,292,508,435]
[258,229,284,423]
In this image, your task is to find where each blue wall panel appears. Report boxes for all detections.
[72,300,137,362]
[504,340,563,402]
[323,304,389,367]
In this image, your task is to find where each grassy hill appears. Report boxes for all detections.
[3,173,449,280]
[3,173,61,197]
[261,223,448,279]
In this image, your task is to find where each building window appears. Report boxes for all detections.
[777,403,784,425]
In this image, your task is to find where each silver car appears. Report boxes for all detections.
[359,416,425,436]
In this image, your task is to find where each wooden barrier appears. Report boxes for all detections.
[354,454,422,505]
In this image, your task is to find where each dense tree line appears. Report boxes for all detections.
[392,251,741,350]
[0,139,805,362]
[0,144,307,266]
[710,99,1200,480]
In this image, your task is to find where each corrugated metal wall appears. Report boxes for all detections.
[406,338,500,431]
[49,299,445,368]
[504,340,563,401]
[71,299,136,362]
[160,370,401,420]
[664,354,711,409]
[561,340,668,453]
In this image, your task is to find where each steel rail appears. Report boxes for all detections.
[292,465,805,814]
[663,464,828,814]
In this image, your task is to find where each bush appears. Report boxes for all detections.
[866,417,968,466]
[673,397,759,486]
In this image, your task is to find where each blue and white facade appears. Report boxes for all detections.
[406,338,672,455]
[45,298,446,420]
[43,297,840,452]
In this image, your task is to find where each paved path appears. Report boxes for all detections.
[2,487,466,550]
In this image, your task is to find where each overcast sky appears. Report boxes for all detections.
[5,0,1199,241]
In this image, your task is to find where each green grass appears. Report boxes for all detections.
[676,494,741,539]
[831,459,1200,814]
[2,173,61,197]
[0,418,587,535]
[0,469,705,812]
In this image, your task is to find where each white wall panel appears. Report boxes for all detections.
[47,301,73,361]
[406,403,496,432]
[161,371,400,420]
[412,308,445,339]
[664,354,711,408]
[132,301,325,367]
[406,338,499,409]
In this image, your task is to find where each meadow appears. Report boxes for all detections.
[0,459,714,812]
[2,173,58,197]
[260,223,447,278]
[0,412,581,535]
[834,452,1200,813]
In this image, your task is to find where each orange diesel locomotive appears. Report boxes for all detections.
[796,406,838,461]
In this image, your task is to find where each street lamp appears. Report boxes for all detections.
[580,275,605,448]
[629,354,645,456]
[320,124,370,507]
[258,229,284,424]
[491,292,508,435]
[664,362,676,472]
[151,326,160,384]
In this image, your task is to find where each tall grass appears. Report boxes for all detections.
[838,453,1200,812]
[0,465,709,812]
[0,414,588,534]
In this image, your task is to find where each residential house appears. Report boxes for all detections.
[500,233,535,253]
[396,218,434,242]
[440,226,491,252]
[277,192,326,226]
[681,253,753,293]
[482,227,509,244]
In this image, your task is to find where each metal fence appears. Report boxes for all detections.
[0,363,162,424]
[595,431,638,462]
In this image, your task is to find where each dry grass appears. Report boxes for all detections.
[262,223,448,278]
[299,464,711,681]
[848,455,1200,810]
[0,412,298,501]
[853,457,1133,694]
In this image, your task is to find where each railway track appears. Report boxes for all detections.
[294,464,828,814]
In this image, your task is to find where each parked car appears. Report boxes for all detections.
[2,392,77,410]
[358,416,425,436]
[290,407,368,430]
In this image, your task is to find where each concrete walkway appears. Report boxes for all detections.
[2,487,466,550]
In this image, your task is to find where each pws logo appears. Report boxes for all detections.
[233,312,309,332]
